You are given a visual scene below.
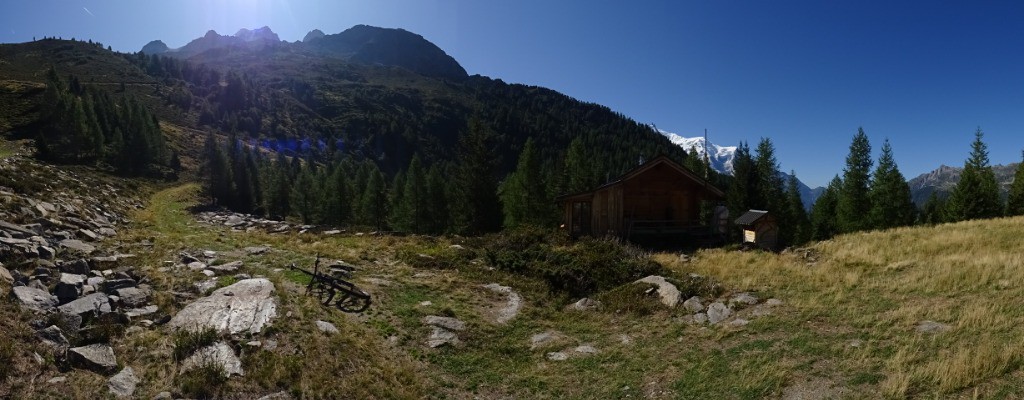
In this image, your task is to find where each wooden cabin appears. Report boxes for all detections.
[734,210,778,250]
[558,155,725,244]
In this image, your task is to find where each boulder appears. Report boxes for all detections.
[170,278,277,335]
[102,279,136,293]
[59,239,95,254]
[427,327,460,348]
[682,296,705,313]
[315,320,339,334]
[244,246,269,255]
[706,302,732,325]
[37,325,69,348]
[124,305,158,319]
[635,275,682,307]
[108,366,139,398]
[11,286,57,311]
[57,292,112,317]
[0,265,12,284]
[916,320,951,334]
[37,246,55,260]
[181,342,243,376]
[529,331,565,350]
[257,391,293,400]
[574,345,598,354]
[187,261,207,271]
[546,352,569,361]
[68,344,118,373]
[569,297,600,311]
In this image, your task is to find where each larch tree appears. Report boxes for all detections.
[868,139,916,229]
[810,176,842,240]
[947,128,1003,221]
[836,128,873,233]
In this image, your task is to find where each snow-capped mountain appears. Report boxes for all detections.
[660,131,737,175]
[659,129,824,209]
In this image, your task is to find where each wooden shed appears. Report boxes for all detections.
[734,210,778,250]
[558,155,725,244]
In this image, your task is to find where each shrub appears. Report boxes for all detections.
[484,228,666,298]
[0,338,13,382]
[596,283,665,316]
[176,363,228,398]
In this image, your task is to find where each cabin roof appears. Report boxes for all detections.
[734,210,771,226]
[556,154,725,200]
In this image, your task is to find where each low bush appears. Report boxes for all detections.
[172,328,219,361]
[484,228,666,298]
[176,363,228,398]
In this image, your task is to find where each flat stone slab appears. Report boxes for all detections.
[69,344,117,373]
[422,315,466,331]
[170,278,277,335]
[58,292,111,317]
[208,261,243,273]
[125,305,159,318]
[181,342,244,376]
[59,239,96,254]
[11,286,58,312]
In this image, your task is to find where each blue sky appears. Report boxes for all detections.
[3,1,1024,186]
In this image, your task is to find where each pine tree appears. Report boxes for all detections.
[395,155,429,232]
[1005,152,1024,216]
[563,136,592,194]
[753,138,785,213]
[322,164,352,225]
[500,138,551,228]
[727,141,758,221]
[947,128,1003,221]
[451,118,502,235]
[836,128,873,233]
[361,166,388,230]
[920,192,947,225]
[810,176,842,240]
[867,139,916,229]
[784,171,810,245]
[426,165,450,234]
[290,165,317,223]
[200,134,232,206]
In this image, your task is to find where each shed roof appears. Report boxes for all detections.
[556,154,725,201]
[734,210,770,226]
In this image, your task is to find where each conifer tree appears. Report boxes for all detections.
[200,134,232,206]
[361,166,388,230]
[753,138,785,213]
[920,192,947,225]
[500,138,551,228]
[947,128,1003,221]
[836,128,873,233]
[426,165,450,234]
[1006,152,1024,216]
[451,118,502,235]
[322,164,352,225]
[810,176,842,240]
[395,155,429,232]
[727,141,758,221]
[563,136,592,194]
[784,171,811,245]
[867,139,916,229]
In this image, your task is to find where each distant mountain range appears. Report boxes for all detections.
[907,163,1019,204]
[659,130,824,209]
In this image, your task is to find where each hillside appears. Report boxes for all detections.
[1,29,690,182]
[3,137,1024,397]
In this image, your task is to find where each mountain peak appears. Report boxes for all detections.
[140,40,168,55]
[234,26,280,42]
[303,29,325,43]
[204,30,219,38]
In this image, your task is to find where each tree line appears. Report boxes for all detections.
[35,66,176,178]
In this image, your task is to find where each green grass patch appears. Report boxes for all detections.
[172,328,219,361]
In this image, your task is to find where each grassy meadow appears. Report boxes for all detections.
[4,182,1024,398]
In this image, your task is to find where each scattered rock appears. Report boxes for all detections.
[47,376,66,384]
[193,278,218,293]
[529,331,565,350]
[848,339,863,348]
[108,367,140,398]
[483,283,523,323]
[68,344,118,373]
[726,318,750,328]
[37,245,55,260]
[244,246,269,255]
[257,392,294,400]
[574,345,598,354]
[730,292,759,306]
[124,305,158,319]
[315,320,339,334]
[59,239,95,254]
[208,261,243,273]
[546,352,569,361]
[706,302,732,325]
[635,275,681,307]
[187,261,207,271]
[181,342,244,376]
[11,286,57,311]
[153,391,172,399]
[569,297,600,311]
[0,266,12,283]
[765,298,784,307]
[682,296,705,313]
[418,301,433,307]
[115,286,151,308]
[427,327,460,348]
[916,320,951,334]
[170,278,277,335]
[37,325,69,348]
[422,315,466,331]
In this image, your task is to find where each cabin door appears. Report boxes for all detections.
[571,201,592,237]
